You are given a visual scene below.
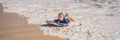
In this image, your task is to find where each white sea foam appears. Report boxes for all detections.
[0,0,120,40]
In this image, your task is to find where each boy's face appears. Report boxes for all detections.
[58,15,64,20]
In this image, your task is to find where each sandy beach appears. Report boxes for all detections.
[0,4,67,40]
[0,0,120,40]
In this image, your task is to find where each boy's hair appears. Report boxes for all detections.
[58,12,64,16]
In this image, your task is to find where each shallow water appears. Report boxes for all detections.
[0,0,120,40]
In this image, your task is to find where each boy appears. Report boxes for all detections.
[47,12,76,27]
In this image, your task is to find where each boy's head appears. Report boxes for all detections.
[58,12,65,20]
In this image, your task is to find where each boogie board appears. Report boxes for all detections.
[46,20,61,27]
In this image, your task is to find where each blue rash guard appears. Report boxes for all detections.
[54,18,70,26]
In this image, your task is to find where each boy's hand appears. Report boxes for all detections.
[65,13,70,17]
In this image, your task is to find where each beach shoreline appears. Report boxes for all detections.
[0,0,120,40]
[0,4,67,40]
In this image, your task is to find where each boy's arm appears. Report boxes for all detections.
[66,13,76,22]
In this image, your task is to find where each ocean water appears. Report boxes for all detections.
[0,0,120,40]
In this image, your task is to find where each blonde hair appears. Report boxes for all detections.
[58,12,64,16]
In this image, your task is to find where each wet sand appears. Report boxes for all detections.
[0,6,67,40]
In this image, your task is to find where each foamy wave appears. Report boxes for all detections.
[0,0,120,40]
